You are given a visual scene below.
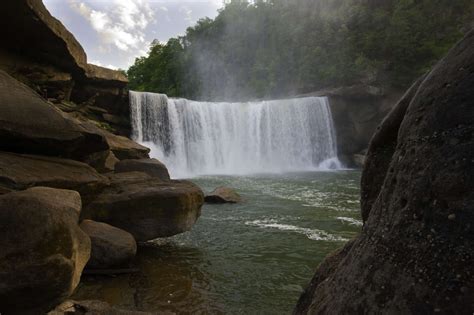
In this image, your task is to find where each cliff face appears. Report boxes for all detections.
[302,86,403,167]
[294,30,474,314]
[0,0,131,135]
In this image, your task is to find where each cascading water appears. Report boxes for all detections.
[129,91,342,178]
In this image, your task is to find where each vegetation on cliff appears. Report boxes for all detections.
[127,0,473,100]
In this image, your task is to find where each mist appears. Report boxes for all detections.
[127,0,472,102]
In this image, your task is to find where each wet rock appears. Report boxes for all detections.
[295,31,474,314]
[0,187,91,314]
[205,187,242,204]
[48,300,152,315]
[0,152,108,200]
[0,70,108,160]
[352,153,366,168]
[115,158,171,181]
[82,172,204,241]
[80,220,137,269]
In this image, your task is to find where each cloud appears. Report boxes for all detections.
[68,0,154,52]
[180,5,194,23]
[90,60,119,70]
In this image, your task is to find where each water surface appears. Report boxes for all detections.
[74,171,361,314]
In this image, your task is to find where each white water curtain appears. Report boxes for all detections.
[130,91,341,178]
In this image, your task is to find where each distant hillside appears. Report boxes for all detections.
[127,0,474,101]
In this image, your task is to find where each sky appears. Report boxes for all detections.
[43,0,224,70]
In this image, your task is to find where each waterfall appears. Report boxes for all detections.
[129,91,342,178]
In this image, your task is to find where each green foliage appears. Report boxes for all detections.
[128,0,474,99]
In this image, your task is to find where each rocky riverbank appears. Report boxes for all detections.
[0,1,204,313]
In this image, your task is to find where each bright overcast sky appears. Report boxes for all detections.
[43,0,224,70]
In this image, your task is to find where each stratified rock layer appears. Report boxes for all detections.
[0,187,91,314]
[0,70,108,159]
[0,0,131,136]
[0,152,108,199]
[294,31,474,314]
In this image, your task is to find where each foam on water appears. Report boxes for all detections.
[336,216,363,226]
[245,219,348,242]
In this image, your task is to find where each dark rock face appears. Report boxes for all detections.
[80,220,137,269]
[360,76,425,222]
[0,70,108,160]
[0,187,91,314]
[0,152,108,199]
[328,87,402,167]
[303,85,403,167]
[115,158,171,181]
[0,0,131,136]
[205,187,242,204]
[294,31,474,314]
[82,172,204,242]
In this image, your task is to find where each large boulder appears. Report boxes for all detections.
[0,152,108,200]
[115,158,170,181]
[0,187,91,314]
[0,70,108,159]
[80,220,137,269]
[205,187,242,204]
[82,172,204,242]
[294,31,474,314]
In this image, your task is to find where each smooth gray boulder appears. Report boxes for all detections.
[0,187,91,314]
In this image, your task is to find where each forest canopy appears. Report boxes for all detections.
[127,0,474,101]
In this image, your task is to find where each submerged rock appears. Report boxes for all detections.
[48,300,152,315]
[80,220,137,269]
[205,187,242,204]
[295,31,474,314]
[0,187,90,314]
[115,158,171,181]
[82,172,204,242]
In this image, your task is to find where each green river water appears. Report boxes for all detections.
[74,170,362,314]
